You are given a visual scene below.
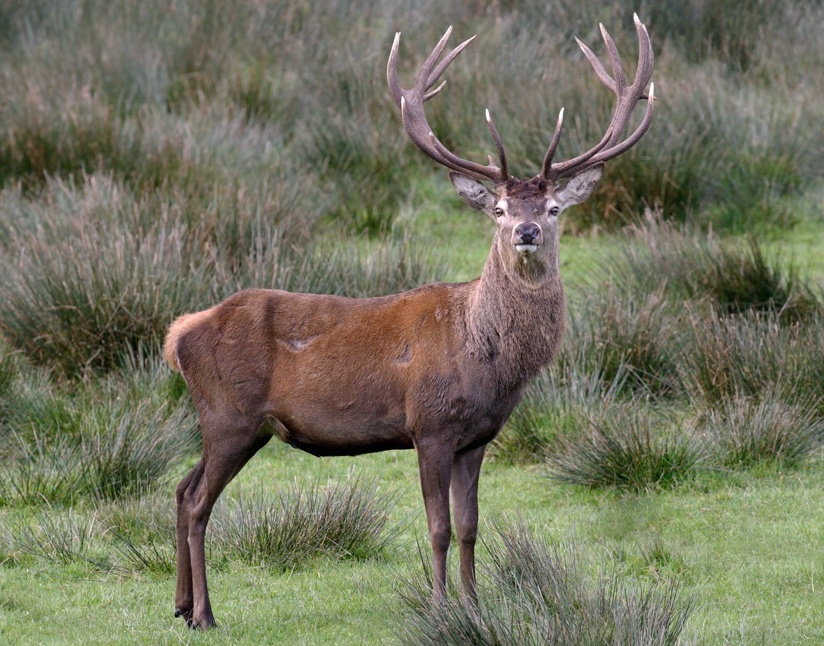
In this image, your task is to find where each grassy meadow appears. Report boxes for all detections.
[1,0,823,643]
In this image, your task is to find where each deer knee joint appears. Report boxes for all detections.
[430,523,452,552]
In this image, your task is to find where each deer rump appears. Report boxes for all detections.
[166,286,520,458]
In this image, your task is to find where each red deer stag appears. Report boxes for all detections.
[165,15,654,629]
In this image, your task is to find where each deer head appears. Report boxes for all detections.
[387,15,654,279]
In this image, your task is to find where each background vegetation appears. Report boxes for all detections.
[0,0,822,643]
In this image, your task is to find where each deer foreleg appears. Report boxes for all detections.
[451,445,485,602]
[417,440,455,599]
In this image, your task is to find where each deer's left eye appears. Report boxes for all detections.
[548,206,560,216]
[494,207,504,217]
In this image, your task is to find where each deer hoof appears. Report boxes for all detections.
[188,613,217,630]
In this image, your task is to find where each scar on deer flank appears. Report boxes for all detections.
[164,15,655,629]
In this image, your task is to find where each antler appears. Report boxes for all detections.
[387,27,510,184]
[542,13,655,181]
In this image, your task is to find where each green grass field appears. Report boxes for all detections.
[1,1,823,644]
[1,444,823,644]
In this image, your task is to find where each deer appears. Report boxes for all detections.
[164,14,654,629]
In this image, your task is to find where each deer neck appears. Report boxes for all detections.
[465,235,566,385]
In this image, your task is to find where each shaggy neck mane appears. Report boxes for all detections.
[466,239,566,388]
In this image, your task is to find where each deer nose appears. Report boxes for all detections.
[513,223,542,245]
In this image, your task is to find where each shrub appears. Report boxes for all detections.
[398,522,694,646]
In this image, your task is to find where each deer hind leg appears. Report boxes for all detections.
[183,425,271,629]
[174,460,205,623]
[451,445,486,602]
[416,440,456,599]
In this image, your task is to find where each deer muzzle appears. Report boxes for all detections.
[512,222,543,253]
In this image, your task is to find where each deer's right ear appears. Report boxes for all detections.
[449,172,497,218]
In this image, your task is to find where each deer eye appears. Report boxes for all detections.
[548,206,560,216]
[494,207,504,217]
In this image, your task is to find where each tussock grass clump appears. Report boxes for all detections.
[607,215,820,321]
[0,371,197,505]
[0,172,445,376]
[299,58,411,236]
[281,235,448,299]
[97,489,177,574]
[1,508,103,567]
[563,284,680,397]
[701,390,824,469]
[0,493,175,573]
[645,0,784,72]
[0,220,211,377]
[75,398,196,501]
[495,363,626,463]
[211,477,398,570]
[398,523,693,646]
[547,406,700,490]
[680,308,824,407]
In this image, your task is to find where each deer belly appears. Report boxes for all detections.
[266,388,412,457]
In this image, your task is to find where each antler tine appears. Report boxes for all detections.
[485,110,509,182]
[415,27,455,94]
[387,32,404,108]
[574,36,616,93]
[544,14,655,181]
[426,33,476,95]
[540,107,564,178]
[600,23,626,94]
[387,28,506,184]
[578,82,654,171]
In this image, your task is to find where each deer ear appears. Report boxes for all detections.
[449,171,496,218]
[555,164,604,209]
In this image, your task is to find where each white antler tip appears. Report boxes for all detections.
[633,13,641,25]
[649,82,655,98]
[485,108,491,122]
[559,107,565,120]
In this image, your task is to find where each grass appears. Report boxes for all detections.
[1,0,824,643]
[1,443,823,643]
